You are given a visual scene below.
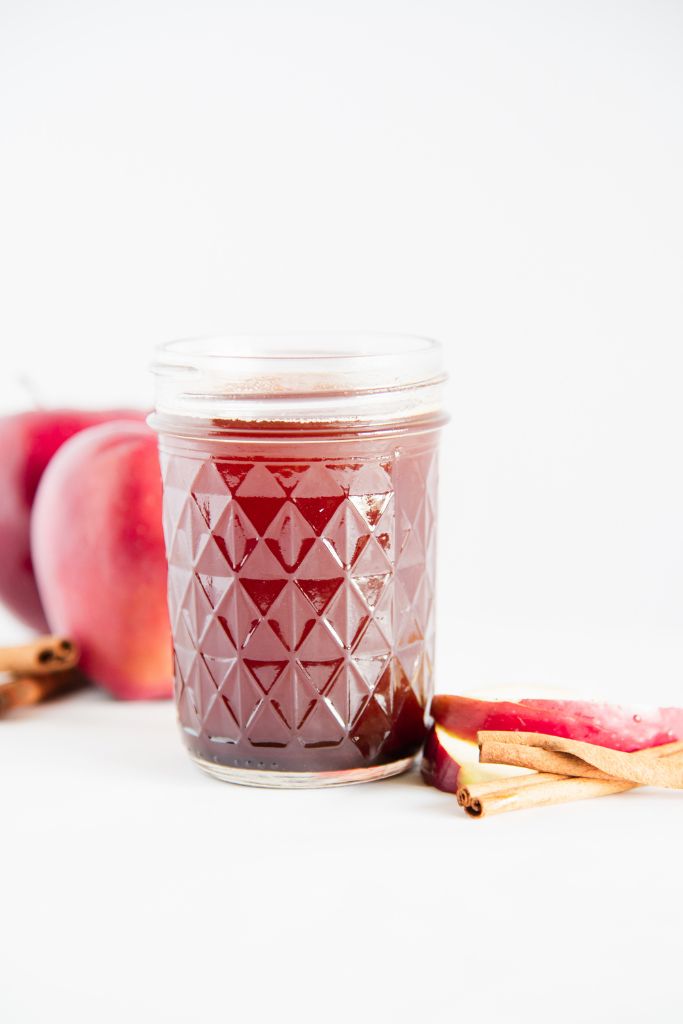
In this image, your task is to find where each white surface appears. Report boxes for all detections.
[1,2,683,1020]
[2,679,681,1024]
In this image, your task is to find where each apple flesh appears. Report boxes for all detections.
[430,695,683,753]
[421,724,531,793]
[0,408,146,630]
[31,420,172,699]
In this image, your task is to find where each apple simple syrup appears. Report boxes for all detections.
[158,418,440,775]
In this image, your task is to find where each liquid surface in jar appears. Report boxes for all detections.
[159,421,439,773]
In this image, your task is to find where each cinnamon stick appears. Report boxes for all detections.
[479,739,612,779]
[0,636,79,676]
[457,770,567,807]
[0,670,85,714]
[479,732,683,788]
[478,736,683,783]
[458,735,683,817]
[462,775,635,818]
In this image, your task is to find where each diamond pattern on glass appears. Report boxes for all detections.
[160,440,438,770]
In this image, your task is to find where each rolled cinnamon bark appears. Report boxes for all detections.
[478,739,615,780]
[0,636,79,676]
[463,775,636,818]
[0,670,85,714]
[457,735,683,818]
[457,770,566,807]
[478,732,683,789]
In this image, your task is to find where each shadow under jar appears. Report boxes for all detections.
[150,335,447,787]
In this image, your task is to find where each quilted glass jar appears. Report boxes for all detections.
[151,335,446,787]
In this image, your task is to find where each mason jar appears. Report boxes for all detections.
[150,335,446,787]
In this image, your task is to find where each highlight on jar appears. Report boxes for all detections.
[149,334,448,787]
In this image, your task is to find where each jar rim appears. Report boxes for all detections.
[151,332,446,422]
[153,332,443,384]
[154,331,440,362]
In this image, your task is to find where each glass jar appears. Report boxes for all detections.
[150,335,447,787]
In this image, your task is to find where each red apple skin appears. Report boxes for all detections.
[421,726,461,793]
[0,409,146,631]
[31,420,172,699]
[431,695,683,752]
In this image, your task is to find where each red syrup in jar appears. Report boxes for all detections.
[159,419,440,774]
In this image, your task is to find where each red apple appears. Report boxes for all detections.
[0,408,146,630]
[31,420,172,699]
[431,694,683,753]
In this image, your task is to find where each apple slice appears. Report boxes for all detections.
[421,726,460,792]
[421,724,532,793]
[422,686,564,793]
[431,694,683,753]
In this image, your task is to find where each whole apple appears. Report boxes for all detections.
[0,409,146,630]
[31,420,173,699]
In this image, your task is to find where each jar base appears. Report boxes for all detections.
[191,753,415,789]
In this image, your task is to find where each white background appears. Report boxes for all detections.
[1,3,682,1022]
